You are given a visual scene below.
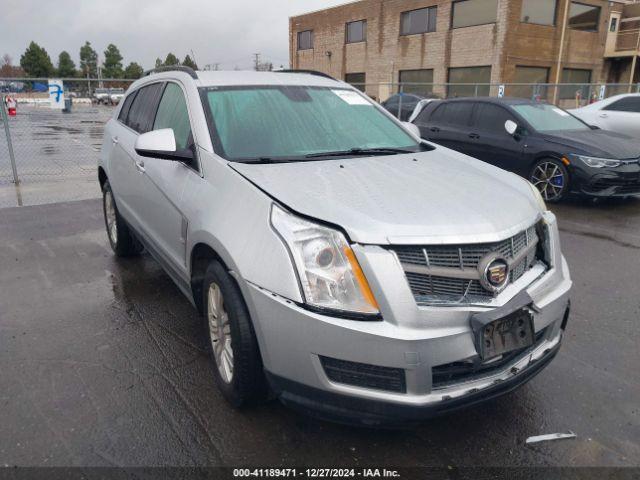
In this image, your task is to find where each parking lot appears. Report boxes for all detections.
[0,195,638,468]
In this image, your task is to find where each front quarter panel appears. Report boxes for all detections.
[183,151,303,303]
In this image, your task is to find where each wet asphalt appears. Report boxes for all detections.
[0,197,638,467]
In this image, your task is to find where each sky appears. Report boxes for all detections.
[1,0,347,72]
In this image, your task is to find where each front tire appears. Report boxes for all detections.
[102,180,141,256]
[529,158,570,203]
[202,260,267,407]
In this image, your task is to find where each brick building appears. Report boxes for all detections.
[289,0,640,102]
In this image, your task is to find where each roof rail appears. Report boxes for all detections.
[143,66,198,79]
[275,69,336,81]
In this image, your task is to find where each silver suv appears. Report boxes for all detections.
[99,68,572,425]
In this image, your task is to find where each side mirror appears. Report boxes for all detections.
[402,122,421,138]
[135,128,194,163]
[504,120,519,136]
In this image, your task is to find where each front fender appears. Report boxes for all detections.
[183,153,303,304]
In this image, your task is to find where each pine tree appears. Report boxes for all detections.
[79,41,98,78]
[164,53,179,66]
[124,62,144,79]
[57,51,76,77]
[103,44,124,78]
[182,55,198,70]
[20,41,54,77]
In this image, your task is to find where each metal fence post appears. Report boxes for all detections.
[1,94,19,184]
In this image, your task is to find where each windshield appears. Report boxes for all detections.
[512,104,589,132]
[202,86,421,161]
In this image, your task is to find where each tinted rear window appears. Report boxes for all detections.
[117,91,137,124]
[126,83,164,133]
[433,102,474,126]
[473,103,516,134]
[604,97,640,113]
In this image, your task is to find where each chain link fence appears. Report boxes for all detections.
[0,78,134,207]
[350,82,640,113]
[1,79,136,186]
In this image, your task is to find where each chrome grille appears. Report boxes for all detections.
[392,225,542,304]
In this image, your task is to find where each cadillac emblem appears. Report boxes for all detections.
[478,252,510,293]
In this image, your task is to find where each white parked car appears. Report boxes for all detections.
[570,94,640,138]
[109,88,125,105]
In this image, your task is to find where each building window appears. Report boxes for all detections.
[297,30,314,50]
[510,66,550,99]
[346,20,367,43]
[399,69,434,95]
[521,0,556,26]
[610,17,618,32]
[448,66,492,97]
[345,72,366,92]
[568,2,600,32]
[452,0,498,29]
[400,7,437,35]
[560,68,591,99]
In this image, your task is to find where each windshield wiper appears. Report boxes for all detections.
[239,157,298,164]
[304,147,415,159]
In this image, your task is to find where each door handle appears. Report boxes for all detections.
[599,113,608,118]
[135,159,145,172]
[468,133,480,139]
[430,126,440,133]
[111,136,119,144]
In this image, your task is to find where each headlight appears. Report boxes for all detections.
[525,179,548,212]
[271,205,379,316]
[573,154,622,169]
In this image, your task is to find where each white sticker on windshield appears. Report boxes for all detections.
[332,89,371,106]
[552,107,570,116]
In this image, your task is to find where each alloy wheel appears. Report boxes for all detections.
[531,162,565,202]
[104,190,118,245]
[208,283,234,383]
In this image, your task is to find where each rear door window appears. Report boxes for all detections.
[126,83,164,133]
[428,103,448,123]
[442,102,474,126]
[153,83,193,150]
[604,97,640,113]
[117,91,137,124]
[473,103,516,134]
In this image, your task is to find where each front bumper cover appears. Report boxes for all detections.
[267,332,562,427]
[574,161,640,197]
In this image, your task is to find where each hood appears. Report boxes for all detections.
[542,129,640,159]
[230,148,541,245]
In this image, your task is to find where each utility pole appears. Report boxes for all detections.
[552,0,571,104]
[629,31,640,93]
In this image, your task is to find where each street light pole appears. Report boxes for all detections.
[552,0,571,104]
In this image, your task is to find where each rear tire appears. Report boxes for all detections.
[202,260,267,407]
[529,158,570,203]
[102,180,142,257]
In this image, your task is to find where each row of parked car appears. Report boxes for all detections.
[93,88,125,105]
[382,92,640,202]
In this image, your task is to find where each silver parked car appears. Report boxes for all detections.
[99,68,572,425]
